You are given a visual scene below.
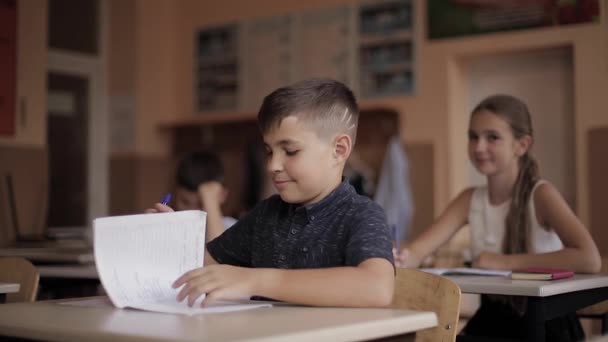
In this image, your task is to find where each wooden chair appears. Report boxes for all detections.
[0,257,39,302]
[577,256,608,334]
[392,268,462,342]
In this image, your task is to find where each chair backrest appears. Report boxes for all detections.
[392,268,461,342]
[0,257,39,302]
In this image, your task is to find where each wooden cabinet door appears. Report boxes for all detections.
[0,0,17,135]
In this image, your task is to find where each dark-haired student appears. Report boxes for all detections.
[147,150,237,242]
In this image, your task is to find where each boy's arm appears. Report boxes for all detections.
[253,258,394,307]
[174,258,394,307]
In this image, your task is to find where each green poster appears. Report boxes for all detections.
[428,0,600,40]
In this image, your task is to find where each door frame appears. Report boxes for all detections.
[46,0,108,226]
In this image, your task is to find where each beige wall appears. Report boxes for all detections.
[136,0,606,224]
[132,0,179,157]
[8,0,607,227]
[436,22,608,225]
[108,0,136,97]
[0,0,47,147]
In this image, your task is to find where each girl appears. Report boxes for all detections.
[394,94,601,341]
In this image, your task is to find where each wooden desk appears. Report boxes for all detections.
[0,283,19,303]
[0,297,437,341]
[37,265,98,279]
[0,246,93,264]
[36,265,100,300]
[447,274,608,342]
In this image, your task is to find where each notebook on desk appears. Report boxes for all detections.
[510,268,574,280]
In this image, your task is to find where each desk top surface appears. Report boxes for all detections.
[446,274,608,297]
[0,297,437,342]
[0,283,19,294]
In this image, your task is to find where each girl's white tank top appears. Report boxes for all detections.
[468,180,563,258]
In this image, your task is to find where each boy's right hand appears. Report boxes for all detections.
[144,203,175,214]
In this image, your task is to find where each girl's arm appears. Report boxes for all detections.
[399,188,474,267]
[479,182,601,273]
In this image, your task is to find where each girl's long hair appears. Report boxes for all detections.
[472,95,540,255]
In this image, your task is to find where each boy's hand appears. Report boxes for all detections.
[144,203,174,214]
[173,264,255,306]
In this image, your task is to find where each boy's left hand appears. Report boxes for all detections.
[473,251,509,270]
[172,264,256,306]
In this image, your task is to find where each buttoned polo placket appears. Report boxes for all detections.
[276,206,309,267]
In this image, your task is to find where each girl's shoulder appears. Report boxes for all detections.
[531,180,565,224]
[451,187,478,212]
[531,179,561,202]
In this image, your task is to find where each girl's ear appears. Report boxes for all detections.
[515,135,533,157]
[333,133,352,163]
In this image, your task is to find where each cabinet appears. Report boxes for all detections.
[358,0,414,97]
[194,0,414,112]
[0,0,17,135]
[195,25,239,111]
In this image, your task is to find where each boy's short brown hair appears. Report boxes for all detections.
[257,78,359,144]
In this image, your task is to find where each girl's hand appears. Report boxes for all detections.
[473,251,510,270]
[393,248,411,268]
[144,203,174,214]
[173,264,256,306]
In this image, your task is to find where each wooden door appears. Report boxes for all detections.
[47,73,89,227]
[0,0,17,135]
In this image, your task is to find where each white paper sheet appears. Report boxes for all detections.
[421,267,511,277]
[93,211,272,315]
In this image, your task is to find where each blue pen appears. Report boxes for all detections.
[160,193,172,205]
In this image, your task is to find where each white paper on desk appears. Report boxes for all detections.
[421,267,511,277]
[94,211,272,315]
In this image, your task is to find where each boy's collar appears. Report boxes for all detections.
[292,178,353,221]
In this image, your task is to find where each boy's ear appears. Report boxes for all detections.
[333,133,352,163]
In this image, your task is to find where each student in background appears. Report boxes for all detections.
[394,94,600,341]
[148,151,237,242]
[149,79,395,308]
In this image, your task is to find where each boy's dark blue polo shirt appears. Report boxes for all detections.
[207,179,394,268]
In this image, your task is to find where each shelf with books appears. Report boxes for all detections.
[158,103,398,129]
[358,0,414,98]
[195,25,240,111]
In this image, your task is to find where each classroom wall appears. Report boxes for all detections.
[5,1,607,235]
[128,0,608,224]
[0,0,47,147]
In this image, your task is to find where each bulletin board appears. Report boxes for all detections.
[428,0,600,40]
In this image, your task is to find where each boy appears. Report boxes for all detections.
[153,79,394,307]
[148,151,236,242]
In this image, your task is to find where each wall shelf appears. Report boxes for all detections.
[158,103,399,129]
